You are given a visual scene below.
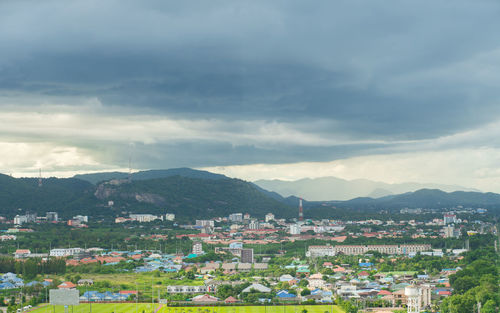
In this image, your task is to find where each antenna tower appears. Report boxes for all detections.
[299,198,304,221]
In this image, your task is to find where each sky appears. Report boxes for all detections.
[1,0,500,191]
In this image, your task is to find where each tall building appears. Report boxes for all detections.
[443,225,459,238]
[289,224,301,235]
[405,286,420,313]
[265,213,275,222]
[46,212,58,222]
[192,242,203,255]
[196,220,215,227]
[229,213,243,223]
[241,248,254,263]
[443,214,457,224]
[248,220,260,230]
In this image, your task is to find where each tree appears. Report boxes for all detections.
[300,288,311,296]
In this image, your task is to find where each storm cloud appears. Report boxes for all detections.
[1,0,500,190]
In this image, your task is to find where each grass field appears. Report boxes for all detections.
[30,304,345,313]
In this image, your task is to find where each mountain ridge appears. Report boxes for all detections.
[254,176,480,201]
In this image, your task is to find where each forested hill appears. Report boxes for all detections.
[0,173,97,216]
[94,176,293,219]
[0,173,293,219]
[74,168,227,184]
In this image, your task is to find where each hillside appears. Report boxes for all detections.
[0,174,97,217]
[94,176,293,218]
[74,168,226,184]
[0,172,293,219]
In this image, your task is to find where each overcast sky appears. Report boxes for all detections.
[1,0,500,191]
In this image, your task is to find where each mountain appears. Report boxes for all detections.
[0,170,292,219]
[254,177,479,201]
[0,173,97,216]
[331,188,500,209]
[74,168,227,184]
[95,176,293,219]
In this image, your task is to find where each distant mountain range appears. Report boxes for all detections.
[0,168,497,221]
[314,188,500,211]
[254,176,479,201]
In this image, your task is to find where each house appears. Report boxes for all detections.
[224,296,239,304]
[77,279,94,286]
[58,281,77,289]
[14,249,31,259]
[280,274,294,282]
[242,283,271,293]
[276,290,297,300]
[323,262,333,268]
[192,294,219,303]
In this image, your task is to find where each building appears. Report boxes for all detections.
[192,242,204,255]
[443,214,457,224]
[333,244,431,255]
[229,242,243,249]
[14,249,31,259]
[229,213,243,222]
[50,248,84,257]
[241,248,254,263]
[46,212,58,222]
[306,245,335,257]
[196,220,215,227]
[13,215,28,225]
[289,224,301,235]
[73,215,88,223]
[165,213,175,221]
[443,225,459,238]
[248,220,260,230]
[265,213,275,222]
[129,214,163,222]
[166,285,207,293]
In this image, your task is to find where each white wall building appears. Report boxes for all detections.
[265,213,275,222]
[50,248,84,257]
[289,224,301,235]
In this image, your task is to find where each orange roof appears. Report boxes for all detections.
[58,281,76,289]
[378,290,392,295]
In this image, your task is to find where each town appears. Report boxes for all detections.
[0,202,497,313]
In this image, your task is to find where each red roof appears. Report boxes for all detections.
[378,290,392,295]
[119,290,138,295]
[358,271,370,276]
[58,281,76,289]
[438,291,451,296]
[224,296,238,303]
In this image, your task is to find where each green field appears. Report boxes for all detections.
[31,304,344,313]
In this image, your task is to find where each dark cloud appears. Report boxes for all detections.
[1,0,500,172]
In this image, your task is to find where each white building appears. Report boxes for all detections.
[46,212,58,222]
[248,220,260,230]
[265,213,275,222]
[443,214,457,224]
[129,214,163,223]
[167,285,207,293]
[229,213,243,222]
[73,215,88,223]
[443,225,459,238]
[165,213,175,221]
[13,215,28,225]
[306,245,335,257]
[192,242,204,255]
[196,220,215,227]
[50,248,84,257]
[289,224,301,235]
